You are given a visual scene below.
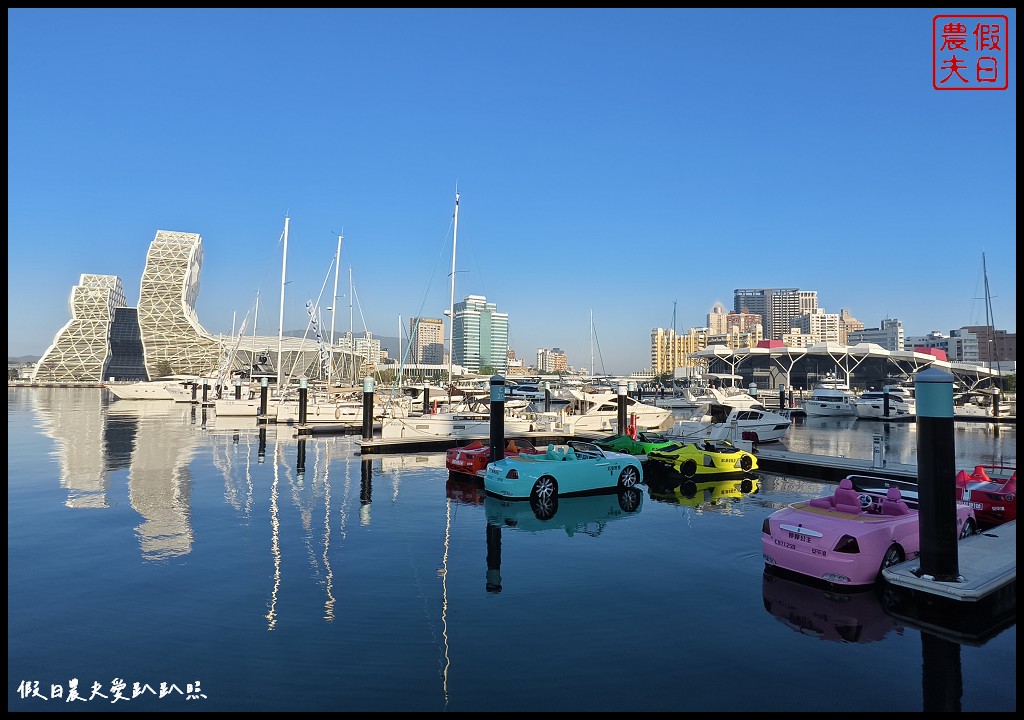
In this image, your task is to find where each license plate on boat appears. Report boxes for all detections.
[780,523,823,539]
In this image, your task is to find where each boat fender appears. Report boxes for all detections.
[335,406,341,420]
[432,400,438,414]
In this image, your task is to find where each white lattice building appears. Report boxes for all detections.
[136,230,221,377]
[33,274,126,382]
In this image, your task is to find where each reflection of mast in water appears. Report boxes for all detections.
[32,387,112,508]
[438,496,452,708]
[266,438,282,631]
[210,428,256,517]
[285,439,324,585]
[321,440,335,623]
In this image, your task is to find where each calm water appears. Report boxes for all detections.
[8,388,1016,712]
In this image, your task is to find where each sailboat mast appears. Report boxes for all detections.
[277,216,290,394]
[252,293,259,359]
[588,309,594,377]
[348,267,354,385]
[671,300,677,377]
[982,251,995,378]
[330,232,342,386]
[447,191,459,385]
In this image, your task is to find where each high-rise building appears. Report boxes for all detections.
[536,347,568,373]
[650,327,710,374]
[847,318,906,351]
[734,288,817,341]
[795,309,843,344]
[409,317,444,365]
[452,295,508,374]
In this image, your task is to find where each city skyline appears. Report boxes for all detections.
[8,9,1016,374]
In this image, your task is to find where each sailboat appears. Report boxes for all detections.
[954,252,1005,417]
[380,191,535,441]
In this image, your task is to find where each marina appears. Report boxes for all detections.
[7,386,1016,711]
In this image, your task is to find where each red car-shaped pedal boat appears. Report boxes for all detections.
[956,464,1016,528]
[446,439,543,479]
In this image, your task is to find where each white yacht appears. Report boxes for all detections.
[379,407,536,441]
[532,389,673,437]
[666,404,792,444]
[803,377,858,417]
[853,386,916,419]
[104,375,204,402]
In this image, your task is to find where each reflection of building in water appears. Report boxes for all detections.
[32,387,112,508]
[122,402,198,560]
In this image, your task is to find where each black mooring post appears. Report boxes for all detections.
[490,375,506,464]
[361,377,375,439]
[258,377,269,421]
[298,377,308,424]
[617,381,628,435]
[486,522,502,594]
[915,368,960,582]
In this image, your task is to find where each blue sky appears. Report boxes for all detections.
[8,8,1017,374]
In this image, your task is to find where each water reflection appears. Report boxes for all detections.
[7,389,1016,711]
[796,415,859,432]
[761,569,904,643]
[32,387,114,508]
[32,391,198,558]
[485,488,643,533]
[644,474,760,515]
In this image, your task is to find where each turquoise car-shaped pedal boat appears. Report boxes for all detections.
[484,441,643,501]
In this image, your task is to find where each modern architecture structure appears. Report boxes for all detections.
[33,229,332,384]
[33,274,130,382]
[452,294,508,374]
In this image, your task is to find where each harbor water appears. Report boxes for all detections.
[8,387,1016,711]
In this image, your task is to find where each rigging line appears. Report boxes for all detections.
[393,212,457,383]
[592,318,608,376]
[280,255,337,392]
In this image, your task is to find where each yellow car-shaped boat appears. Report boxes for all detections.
[645,439,758,482]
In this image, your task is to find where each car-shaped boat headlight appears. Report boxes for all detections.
[505,468,519,479]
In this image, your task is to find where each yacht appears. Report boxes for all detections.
[532,389,673,437]
[853,386,916,419]
[104,375,205,402]
[803,376,858,417]
[506,381,547,401]
[666,404,792,444]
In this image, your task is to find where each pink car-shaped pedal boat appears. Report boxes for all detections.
[761,475,977,587]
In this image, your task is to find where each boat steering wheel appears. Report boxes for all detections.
[858,493,874,510]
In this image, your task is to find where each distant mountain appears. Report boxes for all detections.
[9,356,40,364]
